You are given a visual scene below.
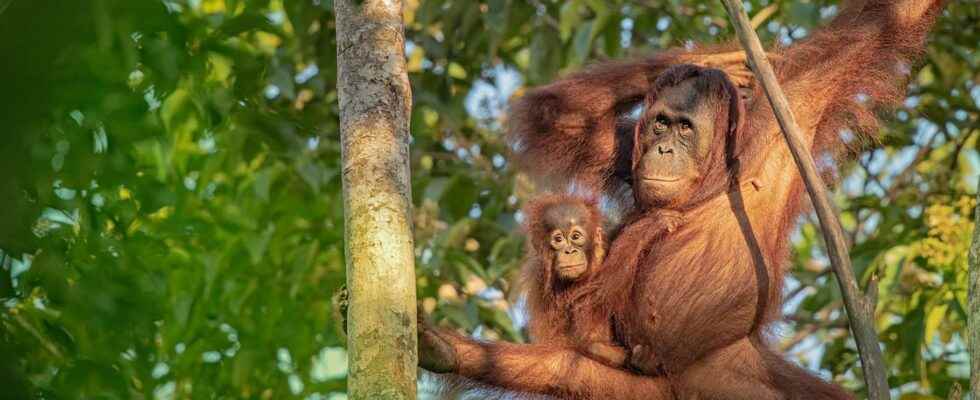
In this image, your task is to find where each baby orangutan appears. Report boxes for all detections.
[521,194,627,366]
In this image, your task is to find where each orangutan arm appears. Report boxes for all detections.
[764,0,944,156]
[584,341,629,367]
[506,49,757,189]
[420,325,671,400]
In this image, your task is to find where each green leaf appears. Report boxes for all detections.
[245,225,275,265]
[570,20,595,67]
[923,304,947,344]
[217,12,277,37]
[479,303,523,342]
[528,27,562,85]
[559,1,583,42]
[440,176,480,220]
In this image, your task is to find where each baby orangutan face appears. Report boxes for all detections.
[543,203,594,281]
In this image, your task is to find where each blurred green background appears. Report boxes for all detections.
[0,0,976,399]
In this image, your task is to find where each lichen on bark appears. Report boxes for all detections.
[334,0,417,399]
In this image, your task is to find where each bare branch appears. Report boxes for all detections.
[524,0,560,30]
[750,4,778,30]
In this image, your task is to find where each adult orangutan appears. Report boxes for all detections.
[419,0,944,399]
[507,46,761,233]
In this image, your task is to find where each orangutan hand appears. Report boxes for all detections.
[418,324,458,374]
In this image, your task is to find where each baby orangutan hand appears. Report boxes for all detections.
[585,341,628,367]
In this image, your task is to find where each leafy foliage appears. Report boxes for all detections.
[0,0,975,399]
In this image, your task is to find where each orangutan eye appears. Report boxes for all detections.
[653,116,669,134]
[680,120,693,131]
[553,235,563,243]
[571,232,582,241]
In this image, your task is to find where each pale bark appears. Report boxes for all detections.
[335,0,417,399]
[969,177,980,400]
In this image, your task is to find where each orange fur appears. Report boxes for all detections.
[520,194,608,347]
[421,2,944,398]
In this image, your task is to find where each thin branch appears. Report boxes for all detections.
[750,4,779,30]
[858,153,889,195]
[781,323,820,352]
[782,318,850,353]
[947,127,977,174]
[719,1,889,398]
[786,268,832,302]
[13,314,64,359]
[784,299,848,352]
[948,383,963,400]
[885,137,932,191]
[851,129,940,243]
[524,0,560,30]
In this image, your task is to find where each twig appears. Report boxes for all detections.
[948,382,962,400]
[719,1,890,399]
[14,314,64,359]
[781,323,819,352]
[524,0,560,30]
[851,129,940,243]
[858,154,889,195]
[947,127,977,174]
[750,4,778,30]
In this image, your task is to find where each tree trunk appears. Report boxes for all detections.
[334,1,417,399]
[969,178,980,400]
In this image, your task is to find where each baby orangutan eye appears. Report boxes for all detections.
[571,232,582,241]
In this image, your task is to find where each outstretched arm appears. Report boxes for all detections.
[423,326,807,400]
[420,325,671,400]
[761,0,944,158]
[740,0,945,250]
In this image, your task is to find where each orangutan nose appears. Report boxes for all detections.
[564,247,579,255]
[658,145,674,155]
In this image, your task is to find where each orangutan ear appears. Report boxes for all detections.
[631,116,645,176]
[592,226,606,270]
[540,254,555,294]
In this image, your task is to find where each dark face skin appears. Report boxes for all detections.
[634,79,716,207]
[543,203,593,281]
